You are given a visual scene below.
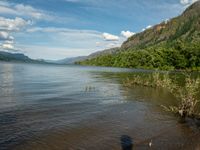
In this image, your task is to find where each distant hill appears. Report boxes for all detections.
[53,47,120,65]
[77,1,200,70]
[0,51,48,64]
[87,47,120,58]
[53,56,87,64]
[0,51,34,62]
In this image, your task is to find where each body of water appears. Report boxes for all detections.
[0,62,199,150]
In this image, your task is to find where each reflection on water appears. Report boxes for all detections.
[0,64,15,108]
[0,62,199,150]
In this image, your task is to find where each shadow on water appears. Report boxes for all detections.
[120,135,133,150]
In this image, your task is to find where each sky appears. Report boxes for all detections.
[0,0,198,60]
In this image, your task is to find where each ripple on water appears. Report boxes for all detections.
[0,63,200,150]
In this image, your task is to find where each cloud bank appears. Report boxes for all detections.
[0,17,31,52]
[102,33,119,41]
[0,2,52,20]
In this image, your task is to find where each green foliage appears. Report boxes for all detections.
[123,72,200,118]
[78,40,200,70]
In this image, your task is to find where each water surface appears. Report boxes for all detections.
[0,62,199,150]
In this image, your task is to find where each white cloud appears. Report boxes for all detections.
[26,27,101,35]
[0,17,31,52]
[0,17,31,31]
[0,2,53,20]
[2,43,14,50]
[18,44,94,60]
[4,40,14,44]
[0,31,13,40]
[102,32,119,41]
[15,26,126,59]
[26,27,103,43]
[121,30,135,38]
[0,5,17,15]
[0,42,20,52]
[180,0,189,5]
[14,4,48,20]
[180,0,199,5]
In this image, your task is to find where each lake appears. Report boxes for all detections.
[0,62,199,150]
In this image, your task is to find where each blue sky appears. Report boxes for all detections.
[0,0,198,60]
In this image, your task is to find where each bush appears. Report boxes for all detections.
[123,72,200,118]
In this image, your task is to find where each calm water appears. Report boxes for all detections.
[0,62,199,150]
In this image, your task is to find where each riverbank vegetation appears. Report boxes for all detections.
[77,41,200,71]
[123,72,200,119]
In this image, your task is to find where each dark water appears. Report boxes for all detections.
[0,62,199,150]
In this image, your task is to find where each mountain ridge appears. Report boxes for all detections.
[54,47,120,64]
[77,1,200,70]
[121,0,200,50]
[0,51,33,62]
[0,51,48,64]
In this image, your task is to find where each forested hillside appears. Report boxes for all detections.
[77,1,200,70]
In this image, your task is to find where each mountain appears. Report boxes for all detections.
[121,0,200,50]
[87,47,120,58]
[0,51,34,62]
[77,1,200,70]
[0,51,48,64]
[53,47,120,65]
[54,56,87,64]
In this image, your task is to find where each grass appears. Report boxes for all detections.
[124,72,200,119]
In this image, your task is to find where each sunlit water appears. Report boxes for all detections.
[0,62,199,150]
